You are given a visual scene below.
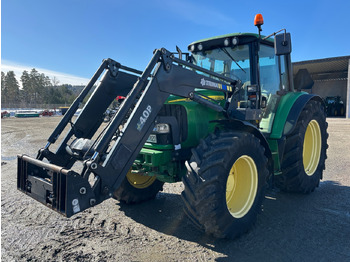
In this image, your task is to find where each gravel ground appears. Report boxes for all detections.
[1,116,350,261]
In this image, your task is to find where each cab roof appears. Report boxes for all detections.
[188,32,274,51]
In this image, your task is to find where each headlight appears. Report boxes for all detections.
[232,37,239,45]
[197,43,203,51]
[224,38,230,46]
[153,123,170,134]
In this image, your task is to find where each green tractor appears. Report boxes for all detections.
[18,14,328,239]
[325,96,345,116]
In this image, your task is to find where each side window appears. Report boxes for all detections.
[259,45,280,96]
[279,55,289,91]
[259,45,281,133]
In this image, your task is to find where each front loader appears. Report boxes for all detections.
[17,14,328,239]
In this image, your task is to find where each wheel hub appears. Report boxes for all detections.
[126,170,156,189]
[303,120,322,176]
[226,155,258,218]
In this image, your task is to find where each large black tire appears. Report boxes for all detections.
[275,99,328,193]
[181,130,270,239]
[113,170,164,204]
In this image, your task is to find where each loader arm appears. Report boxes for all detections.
[17,48,240,217]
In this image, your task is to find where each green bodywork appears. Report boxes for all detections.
[269,92,306,139]
[134,89,226,183]
[265,92,308,173]
[263,92,306,173]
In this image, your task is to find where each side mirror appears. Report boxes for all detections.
[274,33,292,55]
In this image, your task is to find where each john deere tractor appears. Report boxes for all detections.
[17,14,328,239]
[325,96,345,116]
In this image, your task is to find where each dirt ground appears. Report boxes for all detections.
[1,116,350,261]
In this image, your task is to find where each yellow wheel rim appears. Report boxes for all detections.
[126,170,156,189]
[226,155,258,218]
[303,120,322,176]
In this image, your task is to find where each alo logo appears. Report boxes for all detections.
[137,105,152,131]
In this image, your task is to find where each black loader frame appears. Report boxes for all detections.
[18,48,261,217]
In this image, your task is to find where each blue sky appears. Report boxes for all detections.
[2,0,350,85]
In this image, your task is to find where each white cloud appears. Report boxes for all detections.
[1,60,90,87]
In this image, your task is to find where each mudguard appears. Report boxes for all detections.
[266,93,325,174]
[283,94,325,137]
[269,92,325,139]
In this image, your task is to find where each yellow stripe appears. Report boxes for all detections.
[168,95,225,103]
[168,98,191,103]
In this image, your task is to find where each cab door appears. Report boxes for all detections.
[259,44,291,134]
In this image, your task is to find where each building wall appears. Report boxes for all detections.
[293,57,349,118]
[312,79,347,104]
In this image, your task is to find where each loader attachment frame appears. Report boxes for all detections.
[17,48,250,217]
[18,155,95,217]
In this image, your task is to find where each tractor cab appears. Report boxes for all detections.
[188,28,294,133]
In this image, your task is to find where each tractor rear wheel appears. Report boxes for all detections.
[113,170,164,204]
[275,99,328,193]
[181,130,269,239]
[331,108,335,116]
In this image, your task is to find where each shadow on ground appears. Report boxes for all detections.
[118,180,350,261]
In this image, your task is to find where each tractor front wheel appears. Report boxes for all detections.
[113,170,164,204]
[181,130,269,239]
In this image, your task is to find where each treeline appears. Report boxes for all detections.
[1,69,84,107]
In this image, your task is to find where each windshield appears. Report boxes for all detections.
[326,97,335,103]
[192,44,251,83]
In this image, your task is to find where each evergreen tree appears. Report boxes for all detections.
[29,69,42,104]
[1,71,20,105]
[6,71,20,104]
[1,71,6,104]
[17,68,80,106]
[21,70,31,104]
[20,69,52,104]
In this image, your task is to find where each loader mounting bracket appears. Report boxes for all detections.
[17,154,104,217]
